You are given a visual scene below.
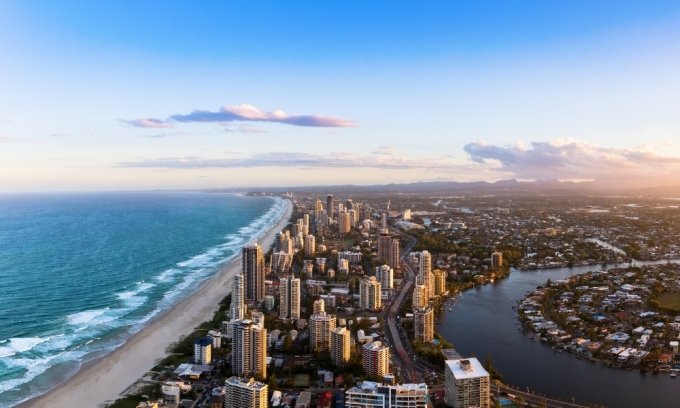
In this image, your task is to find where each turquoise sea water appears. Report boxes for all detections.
[0,192,285,407]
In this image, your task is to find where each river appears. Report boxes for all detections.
[437,261,680,408]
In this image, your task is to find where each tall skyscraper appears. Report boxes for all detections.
[279,275,301,320]
[326,194,334,218]
[314,199,324,222]
[304,234,316,256]
[275,231,294,255]
[412,284,428,308]
[433,269,447,296]
[359,276,382,310]
[232,318,267,379]
[309,311,336,352]
[445,358,491,408]
[413,306,434,342]
[379,230,400,269]
[377,230,392,264]
[417,251,434,298]
[330,326,351,366]
[243,243,265,303]
[224,377,268,408]
[270,251,292,273]
[227,273,247,338]
[339,211,351,234]
[362,341,390,377]
[376,264,394,290]
[389,238,400,270]
[419,250,432,275]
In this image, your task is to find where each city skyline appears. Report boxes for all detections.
[2,1,680,191]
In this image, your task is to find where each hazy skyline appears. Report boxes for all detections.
[2,1,680,191]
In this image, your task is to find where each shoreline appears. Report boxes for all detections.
[20,197,292,408]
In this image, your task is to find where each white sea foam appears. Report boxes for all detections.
[116,282,155,300]
[155,268,181,282]
[0,350,86,394]
[0,337,49,358]
[66,308,109,326]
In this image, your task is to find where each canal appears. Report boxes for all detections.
[437,262,679,408]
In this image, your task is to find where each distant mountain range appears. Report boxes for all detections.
[200,179,680,197]
[204,179,680,197]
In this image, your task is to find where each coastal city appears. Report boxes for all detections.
[5,3,680,407]
[106,191,680,408]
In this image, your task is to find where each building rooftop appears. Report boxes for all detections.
[363,341,388,351]
[445,358,489,380]
[225,376,267,390]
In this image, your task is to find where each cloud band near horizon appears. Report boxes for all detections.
[122,103,354,128]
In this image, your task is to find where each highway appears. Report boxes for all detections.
[384,232,419,383]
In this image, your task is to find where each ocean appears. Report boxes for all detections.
[0,192,286,407]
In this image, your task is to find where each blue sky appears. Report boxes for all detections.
[2,1,680,191]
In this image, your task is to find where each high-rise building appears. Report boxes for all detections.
[227,273,247,339]
[313,298,325,314]
[345,381,428,408]
[279,275,301,320]
[413,306,434,342]
[243,243,265,303]
[417,251,435,298]
[224,377,268,408]
[412,284,428,308]
[362,341,390,377]
[348,209,357,227]
[445,358,491,408]
[304,234,316,256]
[326,195,334,218]
[275,231,294,255]
[309,311,336,352]
[315,199,324,222]
[402,209,412,221]
[419,250,432,275]
[376,264,394,289]
[193,337,212,365]
[232,318,267,379]
[359,276,382,310]
[491,251,503,269]
[378,230,400,269]
[330,326,351,366]
[339,211,351,234]
[270,251,292,273]
[295,231,305,250]
[389,238,400,270]
[433,269,447,296]
[381,213,388,229]
[377,230,392,265]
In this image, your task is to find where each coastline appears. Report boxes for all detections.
[20,196,292,408]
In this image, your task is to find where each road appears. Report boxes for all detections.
[384,232,419,383]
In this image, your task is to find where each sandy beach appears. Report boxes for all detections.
[21,197,292,408]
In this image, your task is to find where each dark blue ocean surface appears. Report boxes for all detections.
[0,192,285,406]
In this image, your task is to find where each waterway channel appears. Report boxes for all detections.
[437,261,680,408]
